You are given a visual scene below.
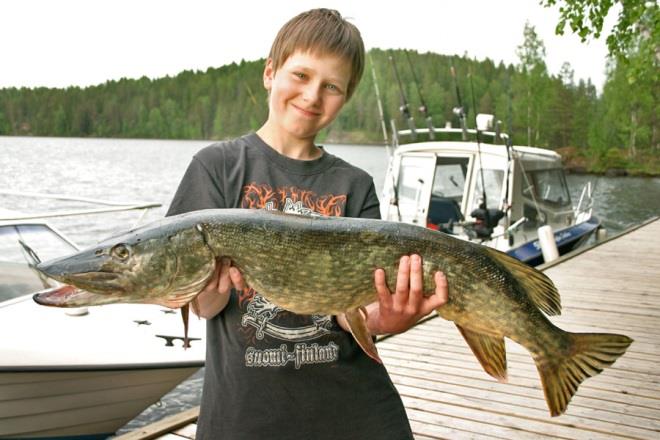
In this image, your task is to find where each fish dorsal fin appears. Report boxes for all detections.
[484,247,561,316]
[456,324,507,382]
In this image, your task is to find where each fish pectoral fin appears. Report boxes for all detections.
[345,307,382,364]
[535,332,633,417]
[191,297,201,319]
[152,298,188,309]
[151,290,200,309]
[180,304,191,349]
[456,324,507,383]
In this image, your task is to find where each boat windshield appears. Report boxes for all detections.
[426,157,469,226]
[471,169,505,211]
[431,158,469,203]
[0,224,77,303]
[523,169,571,207]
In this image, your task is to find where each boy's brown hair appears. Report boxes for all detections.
[268,8,365,99]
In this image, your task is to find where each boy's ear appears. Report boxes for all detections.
[263,58,274,91]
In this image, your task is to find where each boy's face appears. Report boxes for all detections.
[263,50,352,143]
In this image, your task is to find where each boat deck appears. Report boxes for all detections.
[115,217,660,440]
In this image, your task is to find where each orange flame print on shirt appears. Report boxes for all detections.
[241,182,346,217]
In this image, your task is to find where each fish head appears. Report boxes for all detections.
[35,222,216,308]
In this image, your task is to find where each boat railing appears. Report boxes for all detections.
[393,123,510,146]
[573,181,594,221]
[0,190,161,228]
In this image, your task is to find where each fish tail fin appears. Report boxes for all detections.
[536,332,633,416]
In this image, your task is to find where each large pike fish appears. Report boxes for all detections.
[34,208,632,416]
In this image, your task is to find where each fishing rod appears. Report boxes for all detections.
[369,55,401,222]
[404,50,434,140]
[369,56,389,150]
[466,70,506,240]
[388,52,416,140]
[468,70,489,216]
[450,60,468,141]
[504,82,514,213]
[508,86,544,227]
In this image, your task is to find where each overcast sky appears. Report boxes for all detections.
[1,0,617,91]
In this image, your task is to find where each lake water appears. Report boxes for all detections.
[1,136,659,435]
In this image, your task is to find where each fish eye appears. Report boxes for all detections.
[111,244,131,261]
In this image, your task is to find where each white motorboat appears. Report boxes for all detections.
[380,123,600,266]
[0,196,205,439]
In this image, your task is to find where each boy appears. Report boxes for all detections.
[167,8,447,439]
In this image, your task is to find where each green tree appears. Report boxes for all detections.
[516,22,549,146]
[0,110,10,135]
[540,0,657,57]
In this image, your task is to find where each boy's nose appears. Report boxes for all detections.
[302,84,322,104]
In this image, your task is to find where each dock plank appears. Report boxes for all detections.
[170,423,197,439]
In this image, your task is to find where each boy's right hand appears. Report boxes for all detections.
[193,257,245,319]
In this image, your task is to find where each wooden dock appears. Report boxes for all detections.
[115,218,660,440]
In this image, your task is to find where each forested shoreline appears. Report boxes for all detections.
[1,38,657,175]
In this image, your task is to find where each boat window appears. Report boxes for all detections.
[431,158,469,203]
[471,169,505,211]
[426,157,469,226]
[523,169,571,207]
[0,224,77,302]
[0,224,77,264]
[398,161,429,201]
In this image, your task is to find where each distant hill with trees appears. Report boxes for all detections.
[0,22,657,175]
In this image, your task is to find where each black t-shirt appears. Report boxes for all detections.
[167,133,413,440]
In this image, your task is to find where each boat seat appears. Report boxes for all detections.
[428,196,464,227]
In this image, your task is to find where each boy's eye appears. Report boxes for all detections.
[293,72,306,80]
[324,83,344,94]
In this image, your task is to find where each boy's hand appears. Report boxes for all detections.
[214,257,245,295]
[368,254,448,335]
[194,257,245,319]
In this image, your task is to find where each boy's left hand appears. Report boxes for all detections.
[367,254,448,335]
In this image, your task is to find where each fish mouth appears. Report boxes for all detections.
[33,285,124,307]
[36,256,125,294]
[40,269,124,294]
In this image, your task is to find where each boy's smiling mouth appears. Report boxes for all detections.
[291,103,321,118]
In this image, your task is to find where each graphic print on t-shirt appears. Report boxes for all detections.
[241,182,347,216]
[238,183,346,369]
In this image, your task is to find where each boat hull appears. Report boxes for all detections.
[507,216,601,266]
[0,294,205,440]
[0,366,199,439]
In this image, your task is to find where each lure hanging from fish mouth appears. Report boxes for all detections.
[33,208,633,417]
